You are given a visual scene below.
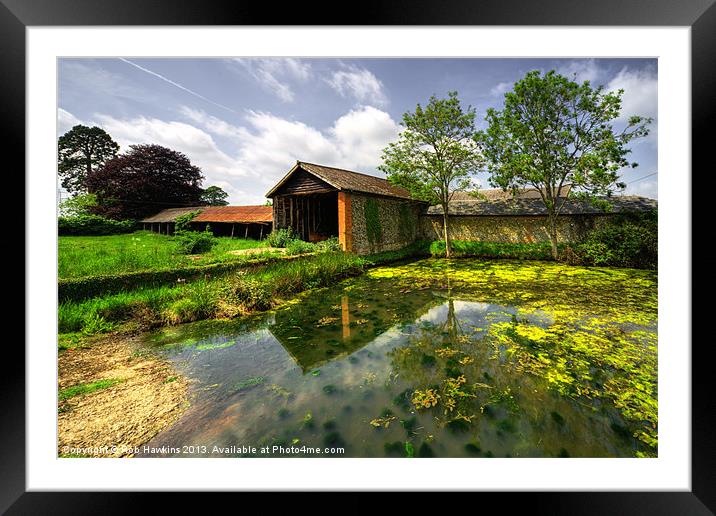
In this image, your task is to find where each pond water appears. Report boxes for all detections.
[138,258,658,458]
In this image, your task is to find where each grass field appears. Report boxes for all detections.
[59,231,266,279]
[58,252,368,335]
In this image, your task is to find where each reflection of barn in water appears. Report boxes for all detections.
[268,287,440,373]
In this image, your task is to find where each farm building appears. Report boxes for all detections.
[190,205,273,239]
[140,207,207,235]
[141,205,273,239]
[266,161,656,255]
[266,161,427,254]
[421,195,657,244]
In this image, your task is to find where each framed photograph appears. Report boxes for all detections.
[8,0,713,511]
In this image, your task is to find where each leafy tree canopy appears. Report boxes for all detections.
[58,192,98,217]
[378,91,483,257]
[58,125,119,194]
[86,144,204,220]
[475,70,651,257]
[200,185,230,206]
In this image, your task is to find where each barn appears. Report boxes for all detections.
[141,205,273,239]
[140,206,207,235]
[190,205,273,239]
[266,161,426,254]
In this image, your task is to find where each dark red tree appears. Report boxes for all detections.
[86,144,204,220]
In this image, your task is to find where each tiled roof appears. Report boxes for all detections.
[266,161,416,200]
[192,205,273,223]
[140,207,207,223]
[451,185,572,201]
[426,196,657,216]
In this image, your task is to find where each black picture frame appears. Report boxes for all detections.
[6,0,713,512]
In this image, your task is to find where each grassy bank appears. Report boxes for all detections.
[59,231,266,278]
[59,252,368,336]
[429,240,559,260]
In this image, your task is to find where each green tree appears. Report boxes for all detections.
[379,91,482,257]
[476,70,652,259]
[86,144,204,220]
[200,185,229,206]
[58,192,98,217]
[58,125,119,194]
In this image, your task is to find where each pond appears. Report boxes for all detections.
[138,258,658,458]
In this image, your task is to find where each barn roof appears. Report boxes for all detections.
[266,161,416,200]
[140,207,207,223]
[425,196,657,216]
[192,205,273,224]
[451,185,572,201]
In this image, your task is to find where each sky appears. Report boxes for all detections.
[58,58,658,205]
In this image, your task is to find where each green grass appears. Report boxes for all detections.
[58,378,124,401]
[59,231,266,279]
[58,252,368,335]
[429,240,561,260]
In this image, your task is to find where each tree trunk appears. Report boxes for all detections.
[442,206,452,258]
[548,214,559,260]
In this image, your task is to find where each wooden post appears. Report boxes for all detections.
[337,191,352,252]
[230,224,235,238]
[245,224,249,238]
[259,224,264,240]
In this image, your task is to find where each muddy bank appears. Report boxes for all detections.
[58,336,189,457]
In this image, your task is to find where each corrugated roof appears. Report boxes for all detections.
[266,161,416,200]
[426,196,657,216]
[140,207,207,223]
[192,205,273,224]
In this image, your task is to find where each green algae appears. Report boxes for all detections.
[374,258,657,456]
[142,257,657,458]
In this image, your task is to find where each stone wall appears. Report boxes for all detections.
[350,193,423,255]
[419,214,613,244]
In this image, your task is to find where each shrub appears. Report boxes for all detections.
[315,237,341,253]
[364,240,431,266]
[265,228,296,248]
[575,211,657,269]
[285,239,317,255]
[174,230,216,255]
[429,240,556,260]
[58,214,136,236]
[174,210,202,232]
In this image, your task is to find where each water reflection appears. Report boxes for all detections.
[138,259,657,458]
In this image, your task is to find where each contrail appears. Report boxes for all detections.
[118,58,237,114]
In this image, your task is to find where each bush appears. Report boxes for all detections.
[364,241,431,266]
[174,210,202,233]
[316,237,341,253]
[285,239,317,255]
[58,215,136,236]
[174,230,216,255]
[265,228,296,248]
[575,211,657,269]
[429,240,556,260]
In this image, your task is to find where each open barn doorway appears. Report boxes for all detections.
[274,191,338,242]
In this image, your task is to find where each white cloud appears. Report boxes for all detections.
[231,58,312,103]
[557,59,603,84]
[235,106,400,188]
[57,108,84,135]
[607,66,658,148]
[489,81,512,97]
[326,66,388,107]
[179,106,244,139]
[608,66,658,122]
[91,113,258,201]
[330,106,400,168]
[59,104,401,205]
[623,179,657,199]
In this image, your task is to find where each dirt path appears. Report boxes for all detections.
[58,336,189,457]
